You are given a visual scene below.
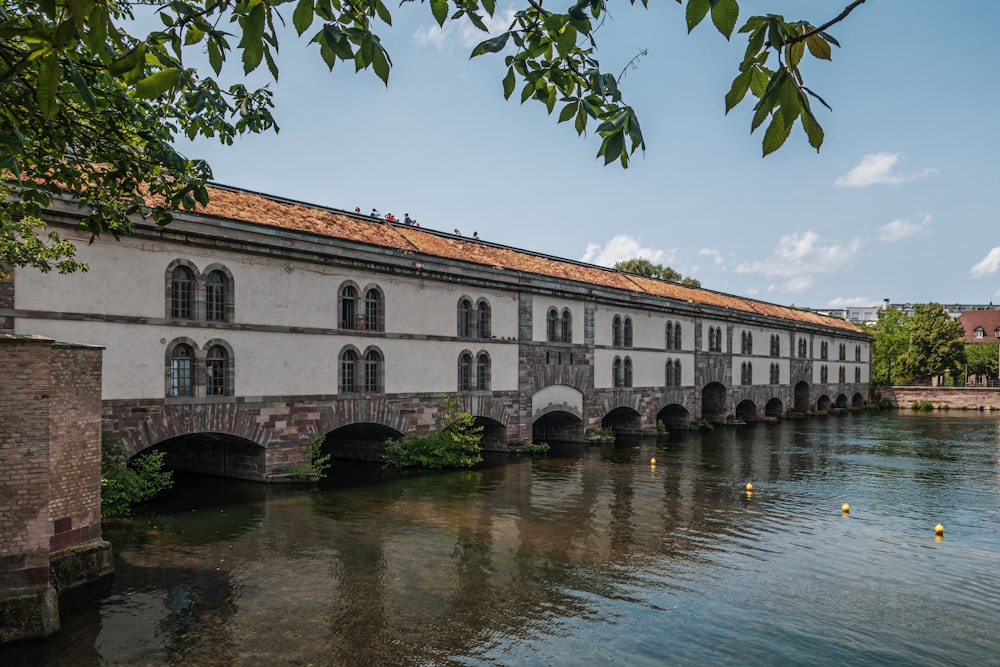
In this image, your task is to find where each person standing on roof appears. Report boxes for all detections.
[404,213,413,225]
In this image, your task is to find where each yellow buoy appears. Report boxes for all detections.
[745,482,753,492]
[935,523,944,535]
[842,503,850,513]
[650,457,656,466]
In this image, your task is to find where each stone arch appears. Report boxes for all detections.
[319,396,410,435]
[602,406,642,434]
[765,397,784,417]
[852,392,865,408]
[148,432,266,481]
[656,404,690,430]
[532,384,584,422]
[323,422,404,461]
[473,416,507,448]
[701,382,728,422]
[793,381,810,413]
[735,399,757,421]
[835,393,849,409]
[816,394,831,411]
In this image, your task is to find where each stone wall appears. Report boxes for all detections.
[0,334,112,644]
[882,386,1000,411]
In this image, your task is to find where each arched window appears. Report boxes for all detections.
[820,365,829,383]
[476,300,491,338]
[839,366,846,383]
[666,359,674,387]
[673,359,681,387]
[974,326,985,339]
[839,343,846,361]
[820,341,828,360]
[170,265,195,319]
[547,308,559,342]
[340,348,358,393]
[855,366,862,383]
[623,317,633,348]
[340,284,358,330]
[458,352,472,391]
[855,344,861,362]
[560,309,572,343]
[770,334,780,357]
[476,352,491,390]
[623,357,633,387]
[205,270,227,322]
[798,338,808,358]
[458,298,473,337]
[612,357,622,388]
[741,361,752,385]
[770,362,779,385]
[612,315,622,347]
[674,322,682,351]
[364,348,383,392]
[666,321,674,350]
[169,343,194,397]
[709,326,722,352]
[995,327,1000,339]
[364,287,383,332]
[205,345,227,395]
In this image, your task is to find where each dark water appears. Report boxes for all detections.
[6,412,1000,666]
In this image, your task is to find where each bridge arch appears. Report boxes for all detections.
[835,394,849,409]
[656,404,690,430]
[735,399,758,421]
[701,382,728,422]
[816,394,831,411]
[602,406,642,434]
[474,416,507,448]
[323,422,403,461]
[765,397,784,418]
[852,392,865,408]
[793,381,810,413]
[151,432,266,481]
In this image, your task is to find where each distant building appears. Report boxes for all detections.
[958,310,1000,342]
[814,300,1000,326]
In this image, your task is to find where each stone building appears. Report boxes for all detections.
[0,184,871,481]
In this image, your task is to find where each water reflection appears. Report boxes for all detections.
[5,412,1000,665]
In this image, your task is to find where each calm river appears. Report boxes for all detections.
[5,411,1000,666]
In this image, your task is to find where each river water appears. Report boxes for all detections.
[5,411,1000,666]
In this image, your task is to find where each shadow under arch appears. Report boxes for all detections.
[794,381,810,413]
[816,395,831,411]
[533,411,582,443]
[701,382,728,422]
[735,399,757,421]
[473,415,506,448]
[835,394,849,409]
[656,404,690,430]
[149,432,266,481]
[323,422,404,462]
[852,392,865,408]
[602,406,642,434]
[765,397,784,418]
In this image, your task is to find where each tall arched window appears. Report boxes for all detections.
[205,345,227,395]
[770,334,780,357]
[476,352,491,390]
[612,315,622,347]
[341,285,358,329]
[364,348,383,392]
[547,308,559,342]
[855,344,862,362]
[666,321,674,350]
[674,322,682,351]
[770,362,779,385]
[458,298,473,337]
[613,357,622,388]
[995,327,1000,339]
[623,357,633,387]
[623,317,633,348]
[741,361,752,385]
[673,359,681,387]
[364,287,383,332]
[205,270,226,322]
[458,352,472,391]
[170,266,195,319]
[839,343,846,360]
[666,359,674,386]
[560,309,572,343]
[476,300,491,338]
[839,366,846,383]
[820,365,829,383]
[820,341,829,360]
[855,366,861,383]
[169,343,194,396]
[798,338,808,358]
[340,348,358,393]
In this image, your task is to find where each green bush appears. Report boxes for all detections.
[910,400,934,412]
[656,419,667,433]
[526,442,550,457]
[101,437,174,517]
[287,435,332,481]
[385,396,483,469]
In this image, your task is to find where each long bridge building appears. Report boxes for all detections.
[1,184,871,480]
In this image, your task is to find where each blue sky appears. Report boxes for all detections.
[176,1,1000,309]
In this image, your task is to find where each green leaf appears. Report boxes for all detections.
[502,67,515,99]
[371,43,390,85]
[685,0,709,33]
[556,25,576,57]
[207,38,224,75]
[575,104,587,134]
[36,53,59,120]
[66,60,96,109]
[134,68,181,99]
[762,109,792,156]
[558,101,576,123]
[471,32,509,58]
[710,0,739,39]
[293,0,314,35]
[430,0,448,27]
[600,130,624,165]
[806,33,832,60]
[373,0,392,26]
[800,107,824,150]
[724,68,751,113]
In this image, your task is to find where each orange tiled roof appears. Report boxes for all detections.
[193,185,863,334]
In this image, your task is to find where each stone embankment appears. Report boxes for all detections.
[881,386,1000,411]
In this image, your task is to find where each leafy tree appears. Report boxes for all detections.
[867,306,910,385]
[898,303,966,386]
[964,341,998,385]
[386,396,483,469]
[1,0,866,276]
[101,437,174,517]
[614,257,700,287]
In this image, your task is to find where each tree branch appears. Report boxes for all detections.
[787,0,867,45]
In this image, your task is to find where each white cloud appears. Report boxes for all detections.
[878,213,931,242]
[970,246,1000,278]
[734,230,861,294]
[699,247,725,267]
[413,9,515,51]
[826,296,878,308]
[834,152,937,188]
[580,234,671,267]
